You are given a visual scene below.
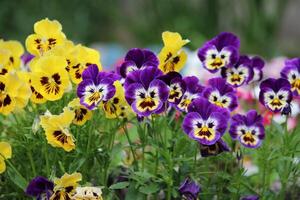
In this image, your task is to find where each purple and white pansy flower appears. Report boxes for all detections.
[197,32,240,73]
[203,77,238,111]
[248,56,265,83]
[229,110,265,148]
[182,97,230,145]
[158,71,186,104]
[118,48,159,78]
[259,78,293,113]
[124,66,169,117]
[280,58,300,96]
[176,76,204,112]
[77,65,117,110]
[221,55,254,87]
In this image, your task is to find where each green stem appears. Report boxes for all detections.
[27,150,36,176]
[122,122,138,170]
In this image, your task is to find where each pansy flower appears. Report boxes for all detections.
[176,76,204,112]
[40,109,75,152]
[0,49,11,76]
[0,40,24,71]
[77,65,116,110]
[30,56,70,101]
[259,78,293,113]
[198,32,240,73]
[0,73,31,115]
[66,44,102,84]
[72,186,103,200]
[249,56,265,83]
[281,58,300,96]
[221,55,254,87]
[178,177,201,200]
[0,142,12,174]
[26,18,66,56]
[67,98,92,126]
[118,48,158,78]
[158,71,185,104]
[203,77,238,111]
[26,176,54,200]
[229,110,265,148]
[50,172,82,200]
[199,138,230,157]
[182,97,229,145]
[102,80,132,119]
[124,66,169,117]
[158,31,189,73]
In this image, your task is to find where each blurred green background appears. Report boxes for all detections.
[0,0,298,58]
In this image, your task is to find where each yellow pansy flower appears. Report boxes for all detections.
[51,172,82,200]
[67,44,101,84]
[158,31,189,73]
[0,40,24,70]
[67,98,92,126]
[0,142,12,174]
[30,55,70,101]
[0,49,11,76]
[102,80,132,119]
[40,109,75,152]
[0,73,31,115]
[26,18,66,56]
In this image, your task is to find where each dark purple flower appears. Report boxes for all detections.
[199,138,230,157]
[280,58,300,96]
[118,48,159,78]
[21,52,35,65]
[182,97,229,145]
[229,110,265,148]
[249,56,265,83]
[77,64,116,110]
[178,178,201,200]
[241,195,259,200]
[124,66,169,117]
[203,77,238,111]
[175,76,204,112]
[259,78,293,113]
[198,32,240,73]
[25,176,54,200]
[158,71,186,104]
[221,55,254,87]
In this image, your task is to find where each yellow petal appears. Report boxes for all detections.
[0,142,12,159]
[34,18,64,37]
[54,172,82,189]
[0,157,6,174]
[162,31,189,51]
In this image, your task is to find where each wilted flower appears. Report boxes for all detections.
[77,65,116,110]
[280,58,300,96]
[26,176,54,200]
[0,142,12,174]
[158,31,189,73]
[118,48,158,78]
[50,172,82,200]
[198,32,240,73]
[124,66,169,117]
[259,78,293,113]
[229,110,265,148]
[176,76,204,112]
[221,55,254,87]
[30,55,70,101]
[182,97,229,145]
[199,138,230,157]
[67,98,92,125]
[203,77,238,111]
[178,177,201,200]
[26,18,66,56]
[158,71,185,104]
[40,109,75,152]
[72,186,103,200]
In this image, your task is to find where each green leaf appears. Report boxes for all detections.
[139,183,160,194]
[109,181,130,190]
[7,168,27,191]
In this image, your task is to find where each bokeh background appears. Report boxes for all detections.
[0,0,299,63]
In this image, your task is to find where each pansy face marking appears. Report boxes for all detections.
[263,89,289,111]
[192,116,218,142]
[236,125,260,147]
[177,92,200,112]
[208,90,231,108]
[281,58,300,96]
[135,86,160,112]
[204,47,231,71]
[225,65,250,86]
[0,81,13,113]
[40,73,62,95]
[82,83,107,108]
[169,82,183,103]
[288,70,300,94]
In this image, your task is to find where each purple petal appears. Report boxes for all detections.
[82,64,99,81]
[26,176,54,197]
[182,112,201,135]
